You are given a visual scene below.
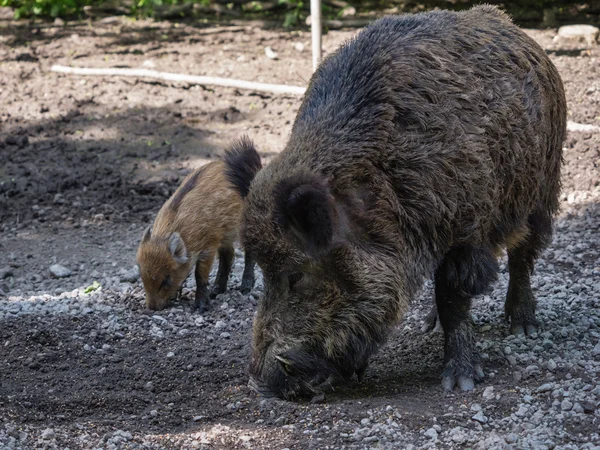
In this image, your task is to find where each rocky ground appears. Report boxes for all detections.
[1,9,600,450]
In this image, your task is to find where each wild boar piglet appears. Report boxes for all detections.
[137,143,260,312]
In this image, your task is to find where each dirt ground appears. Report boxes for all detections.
[1,9,600,450]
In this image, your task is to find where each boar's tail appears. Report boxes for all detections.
[224,136,262,198]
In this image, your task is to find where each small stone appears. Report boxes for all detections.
[0,266,14,279]
[505,433,519,444]
[99,367,106,374]
[515,405,528,417]
[506,355,517,366]
[360,418,371,426]
[294,42,304,52]
[581,401,596,414]
[167,352,175,358]
[592,342,600,356]
[220,332,231,339]
[119,266,140,283]
[573,402,584,414]
[504,346,512,355]
[471,403,482,412]
[561,399,573,411]
[547,359,557,371]
[472,411,488,424]
[449,427,467,444]
[54,17,65,26]
[525,365,540,377]
[214,320,226,330]
[192,415,205,422]
[41,428,55,440]
[264,47,278,60]
[536,382,554,393]
[480,324,492,332]
[150,410,158,417]
[424,428,438,440]
[49,264,72,278]
[144,382,154,391]
[482,386,495,401]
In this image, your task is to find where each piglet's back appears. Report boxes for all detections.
[152,161,243,253]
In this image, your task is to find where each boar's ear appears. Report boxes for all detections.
[224,136,262,198]
[141,226,152,243]
[274,173,334,255]
[168,232,189,264]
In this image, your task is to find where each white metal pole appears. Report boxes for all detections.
[310,0,322,71]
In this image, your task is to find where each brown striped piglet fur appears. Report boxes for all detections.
[136,145,260,311]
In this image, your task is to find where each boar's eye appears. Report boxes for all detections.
[160,275,172,290]
[288,272,304,289]
[275,355,296,377]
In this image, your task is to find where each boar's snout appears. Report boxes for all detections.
[249,345,356,400]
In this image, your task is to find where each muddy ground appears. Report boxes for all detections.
[1,9,600,450]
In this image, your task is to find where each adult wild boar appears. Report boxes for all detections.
[225,5,566,399]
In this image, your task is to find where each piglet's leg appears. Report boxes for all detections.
[194,251,215,313]
[211,246,234,298]
[434,246,498,391]
[240,250,256,295]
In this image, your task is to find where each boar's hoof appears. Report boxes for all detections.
[505,289,538,336]
[510,323,538,336]
[356,363,369,382]
[194,287,209,313]
[240,280,254,295]
[442,362,484,392]
[240,276,255,295]
[421,309,443,334]
[209,285,226,299]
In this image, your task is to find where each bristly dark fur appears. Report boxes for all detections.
[240,5,567,399]
[224,136,262,198]
[170,166,206,211]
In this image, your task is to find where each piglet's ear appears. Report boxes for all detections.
[169,232,189,264]
[141,226,152,243]
[274,173,335,255]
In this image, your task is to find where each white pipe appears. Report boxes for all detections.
[50,65,307,96]
[310,0,322,71]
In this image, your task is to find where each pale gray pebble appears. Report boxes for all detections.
[472,411,488,424]
[424,428,438,440]
[49,264,72,278]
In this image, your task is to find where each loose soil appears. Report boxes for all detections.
[1,10,599,449]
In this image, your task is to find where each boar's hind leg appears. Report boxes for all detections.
[211,246,234,298]
[505,211,552,336]
[240,251,256,295]
[435,246,499,391]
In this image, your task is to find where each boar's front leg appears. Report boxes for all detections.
[210,246,234,298]
[240,250,256,295]
[194,251,216,313]
[434,246,498,391]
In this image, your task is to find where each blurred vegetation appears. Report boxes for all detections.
[1,0,598,27]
